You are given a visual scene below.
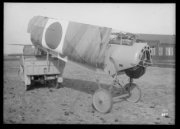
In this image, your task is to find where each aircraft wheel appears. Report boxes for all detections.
[124,83,141,103]
[92,89,112,113]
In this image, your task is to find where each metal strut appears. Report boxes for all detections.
[126,77,133,95]
[129,77,133,87]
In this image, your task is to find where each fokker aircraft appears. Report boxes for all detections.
[10,15,152,113]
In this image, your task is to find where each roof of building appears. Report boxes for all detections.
[136,34,175,44]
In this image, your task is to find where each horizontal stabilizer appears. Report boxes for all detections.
[7,53,22,57]
[8,44,32,46]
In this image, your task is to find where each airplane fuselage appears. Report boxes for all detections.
[28,16,151,76]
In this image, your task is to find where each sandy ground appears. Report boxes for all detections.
[3,58,175,124]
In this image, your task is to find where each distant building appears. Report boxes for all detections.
[136,34,175,67]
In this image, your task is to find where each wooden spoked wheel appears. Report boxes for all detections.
[92,89,112,113]
[124,83,141,103]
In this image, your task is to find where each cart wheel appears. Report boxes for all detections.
[124,83,141,103]
[53,79,63,89]
[26,85,31,91]
[92,89,112,113]
[54,82,60,89]
[24,76,31,91]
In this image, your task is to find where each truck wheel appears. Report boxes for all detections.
[26,85,31,91]
[24,76,31,91]
[54,79,63,89]
[54,76,63,89]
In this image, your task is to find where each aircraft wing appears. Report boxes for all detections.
[27,16,112,69]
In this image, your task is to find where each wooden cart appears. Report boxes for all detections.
[19,45,64,90]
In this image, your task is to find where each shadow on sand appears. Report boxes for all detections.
[27,77,124,104]
[26,77,110,95]
[62,77,111,95]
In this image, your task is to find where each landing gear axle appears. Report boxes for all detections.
[92,76,142,113]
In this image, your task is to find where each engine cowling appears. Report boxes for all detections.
[125,45,152,79]
[125,65,146,79]
[104,42,152,77]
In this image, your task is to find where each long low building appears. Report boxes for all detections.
[136,34,175,68]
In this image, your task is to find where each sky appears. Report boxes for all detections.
[4,3,175,54]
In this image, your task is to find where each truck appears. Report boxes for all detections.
[18,45,65,91]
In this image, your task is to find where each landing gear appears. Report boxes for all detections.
[92,76,142,113]
[124,82,141,103]
[112,77,142,103]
